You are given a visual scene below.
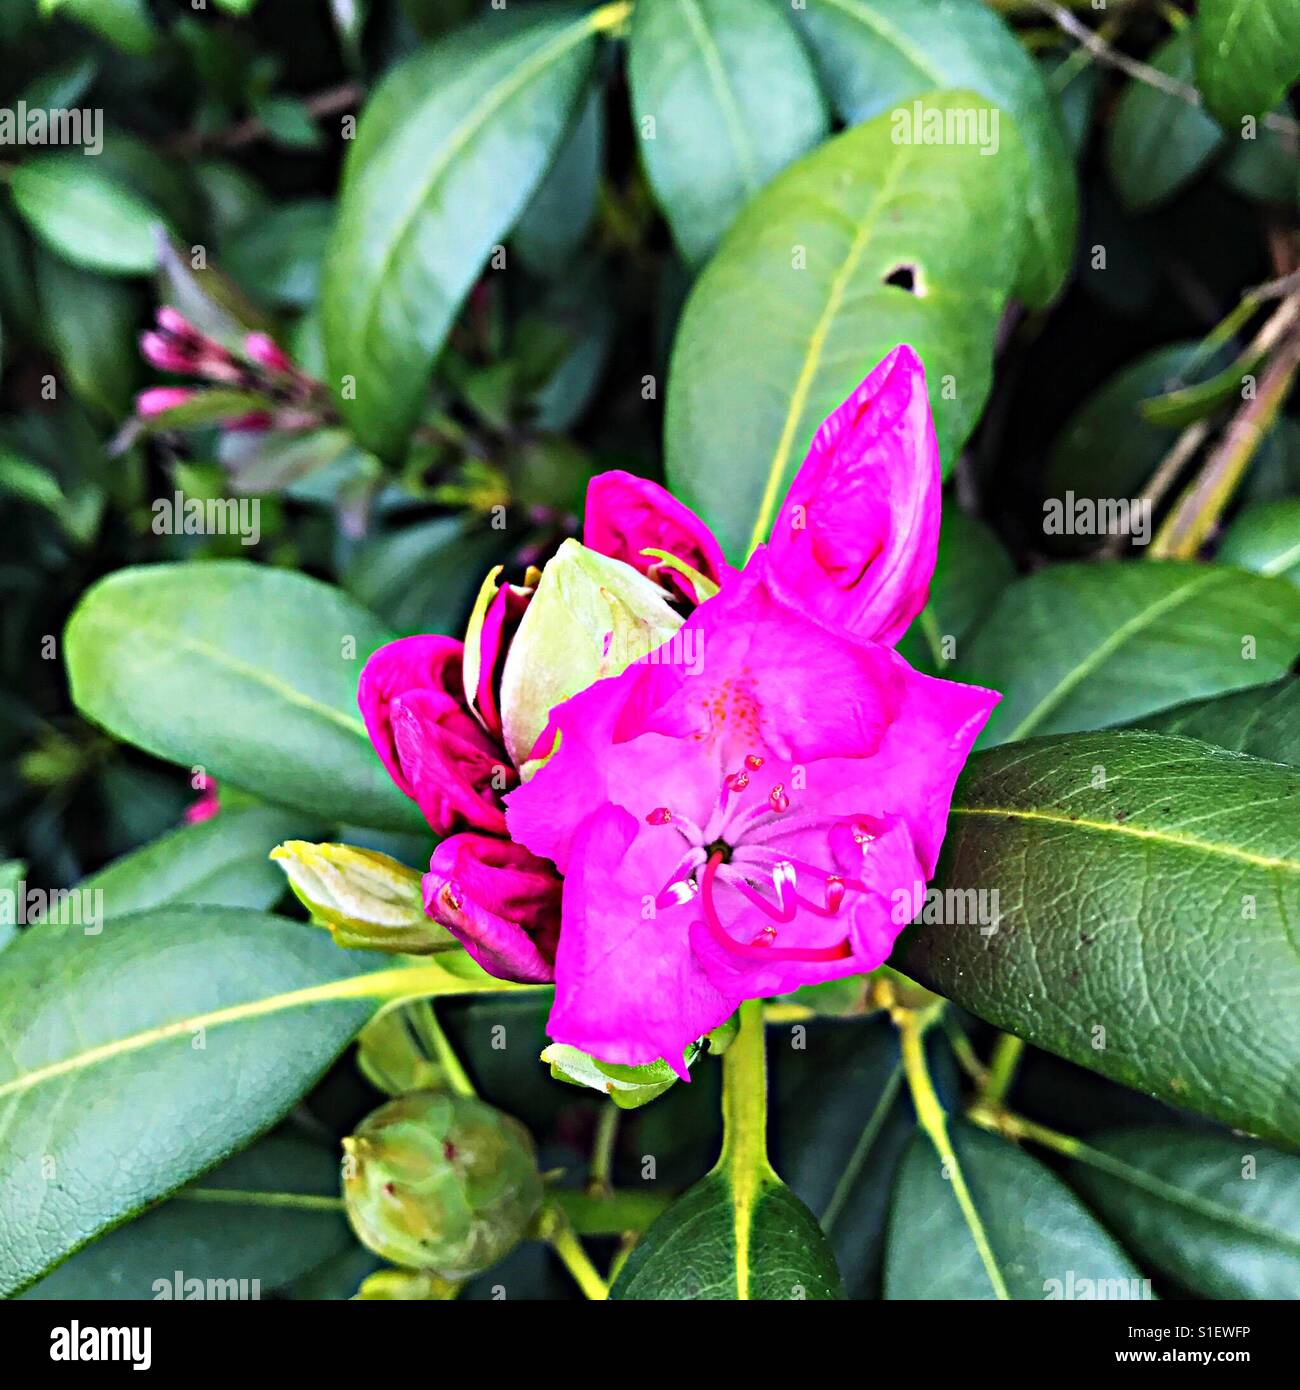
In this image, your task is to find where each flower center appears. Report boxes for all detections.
[644,755,880,961]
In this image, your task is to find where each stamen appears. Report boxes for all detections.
[645,806,673,826]
[698,851,853,962]
[825,876,846,912]
[768,784,789,813]
[656,879,699,909]
[744,753,765,771]
[749,925,777,948]
[725,770,750,793]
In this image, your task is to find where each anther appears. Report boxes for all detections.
[749,925,777,948]
[825,876,846,912]
[725,770,750,793]
[744,753,765,771]
[768,784,789,813]
[646,806,673,825]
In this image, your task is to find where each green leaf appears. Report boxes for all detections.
[963,561,1300,746]
[896,508,1015,674]
[37,805,323,928]
[885,1123,1151,1300]
[627,0,828,266]
[0,861,23,953]
[665,89,1030,561]
[894,731,1300,1146]
[36,251,140,418]
[10,155,167,276]
[791,0,1077,307]
[1218,499,1300,583]
[1068,1128,1300,1299]
[64,561,426,832]
[514,84,604,277]
[1106,30,1225,212]
[41,0,156,55]
[221,199,333,310]
[22,1132,350,1299]
[609,1167,843,1299]
[1133,678,1300,765]
[0,907,372,1294]
[321,4,602,459]
[1194,0,1300,128]
[0,446,65,514]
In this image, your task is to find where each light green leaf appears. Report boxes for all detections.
[1194,0,1300,128]
[885,1123,1151,1300]
[791,0,1077,306]
[41,0,156,55]
[628,0,828,266]
[64,561,426,832]
[1106,30,1225,212]
[1217,499,1300,583]
[894,731,1300,1146]
[963,561,1300,746]
[665,89,1030,560]
[1068,1128,1300,1299]
[10,155,166,276]
[321,3,603,459]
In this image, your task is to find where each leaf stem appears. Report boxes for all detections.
[895,1007,1010,1300]
[981,1033,1026,1106]
[720,997,772,1177]
[539,1201,610,1300]
[416,1001,477,1099]
[588,1103,620,1196]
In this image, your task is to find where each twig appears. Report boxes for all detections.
[168,82,364,155]
[1033,0,1300,137]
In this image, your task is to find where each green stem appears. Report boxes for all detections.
[896,1010,1010,1301]
[588,1103,620,1196]
[416,1001,477,1099]
[981,1033,1026,1106]
[719,998,772,1177]
[540,1202,610,1300]
[177,1188,346,1213]
[822,1062,903,1233]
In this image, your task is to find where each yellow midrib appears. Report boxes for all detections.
[952,805,1300,873]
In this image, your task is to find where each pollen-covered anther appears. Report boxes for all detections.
[768,784,789,813]
[744,753,765,771]
[656,878,698,909]
[725,770,750,793]
[852,820,878,845]
[749,924,778,948]
[646,806,673,826]
[441,883,464,912]
[825,875,846,912]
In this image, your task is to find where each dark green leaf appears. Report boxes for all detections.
[894,731,1300,1146]
[1106,31,1225,212]
[791,0,1077,306]
[610,1166,843,1299]
[64,561,425,832]
[45,0,156,55]
[514,85,604,277]
[321,4,601,459]
[1218,499,1300,583]
[222,200,333,309]
[22,1132,350,1299]
[1069,1127,1300,1299]
[885,1123,1151,1300]
[963,561,1300,745]
[665,89,1030,560]
[36,251,140,418]
[1133,678,1300,765]
[628,0,828,266]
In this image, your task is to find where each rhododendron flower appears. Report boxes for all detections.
[504,345,999,1070]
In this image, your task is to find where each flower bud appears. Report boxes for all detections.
[498,539,683,770]
[354,1269,461,1300]
[541,1041,699,1109]
[271,840,458,954]
[243,331,293,373]
[342,1092,543,1278]
[424,832,560,984]
[135,386,195,418]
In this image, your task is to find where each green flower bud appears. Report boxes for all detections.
[356,1005,446,1097]
[541,1042,699,1110]
[498,539,683,772]
[353,1269,461,1300]
[342,1092,543,1278]
[271,840,456,954]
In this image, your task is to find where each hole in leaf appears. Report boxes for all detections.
[883,263,918,293]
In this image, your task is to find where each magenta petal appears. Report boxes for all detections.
[584,469,730,593]
[424,833,560,984]
[548,805,735,1076]
[765,345,941,646]
[391,692,512,836]
[473,580,532,739]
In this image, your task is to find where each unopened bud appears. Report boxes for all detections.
[135,386,195,418]
[342,1092,543,1277]
[270,840,456,954]
[243,331,293,373]
[354,1268,461,1300]
[541,1041,699,1109]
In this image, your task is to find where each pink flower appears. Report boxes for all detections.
[135,386,195,418]
[184,776,220,824]
[504,345,999,1071]
[358,635,516,838]
[424,833,561,983]
[243,332,293,374]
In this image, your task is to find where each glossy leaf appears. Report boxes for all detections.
[1217,499,1300,584]
[1194,0,1300,128]
[665,89,1030,560]
[963,561,1300,745]
[791,0,1076,306]
[321,4,601,459]
[1068,1128,1300,1299]
[609,1167,843,1299]
[894,732,1300,1146]
[514,85,604,276]
[885,1123,1151,1300]
[64,561,425,832]
[628,0,828,266]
